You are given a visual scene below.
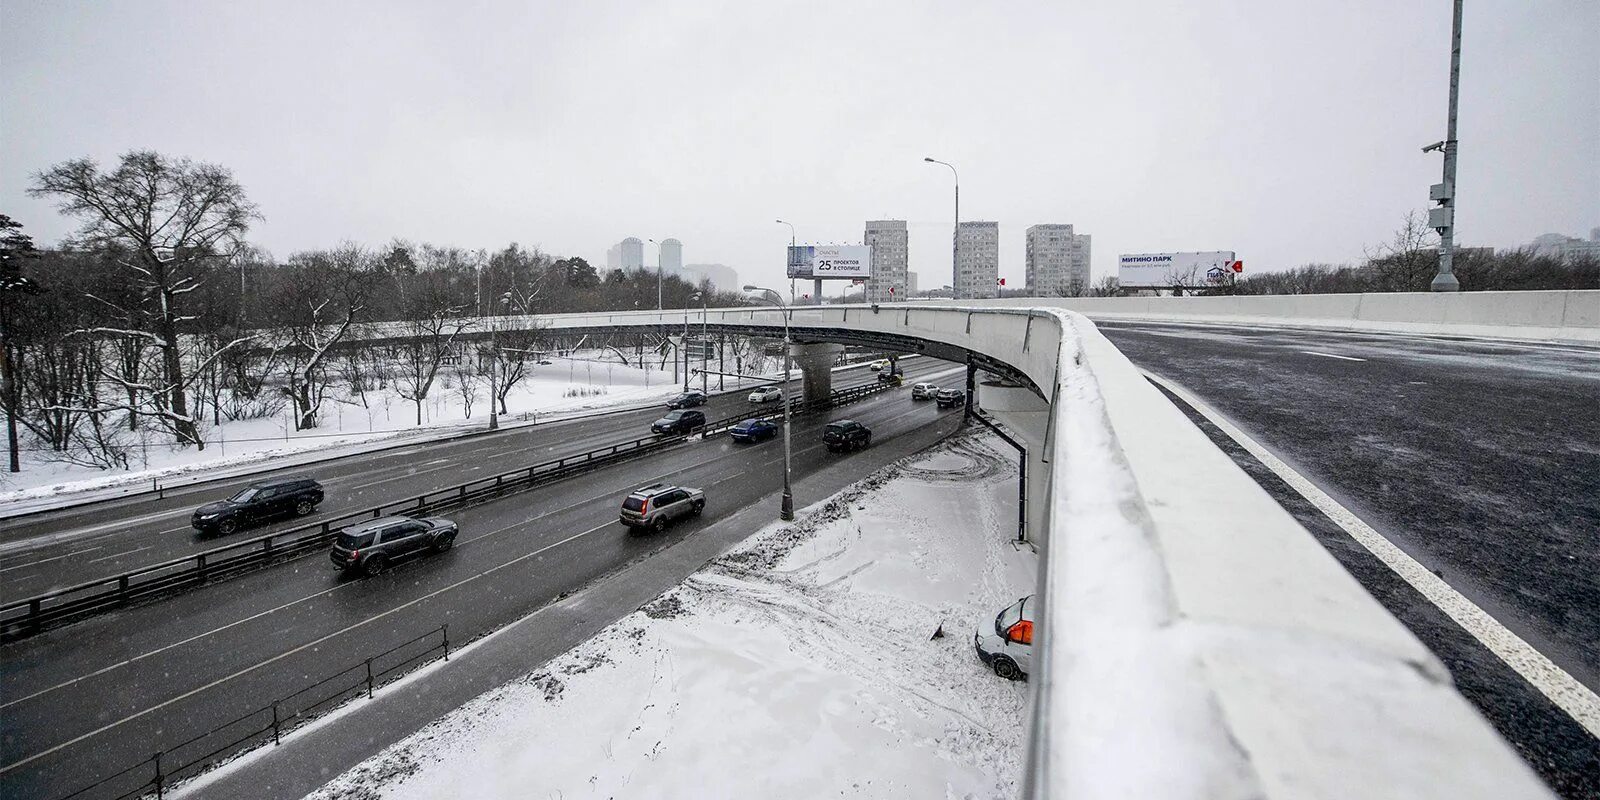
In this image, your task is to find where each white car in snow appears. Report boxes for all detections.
[974,595,1034,680]
[748,386,783,404]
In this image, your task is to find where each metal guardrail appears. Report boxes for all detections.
[0,380,897,642]
[51,625,451,800]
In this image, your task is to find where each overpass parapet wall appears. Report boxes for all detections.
[979,289,1600,344]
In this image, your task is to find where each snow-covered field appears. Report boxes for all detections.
[307,432,1037,799]
[0,351,762,508]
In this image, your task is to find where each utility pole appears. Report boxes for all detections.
[1429,0,1464,292]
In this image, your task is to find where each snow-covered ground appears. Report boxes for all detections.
[0,351,766,507]
[307,432,1037,799]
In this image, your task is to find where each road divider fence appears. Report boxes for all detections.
[0,380,898,642]
[49,625,450,800]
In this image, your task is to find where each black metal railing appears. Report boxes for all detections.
[1,380,897,641]
[49,625,450,800]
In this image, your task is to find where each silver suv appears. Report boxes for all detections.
[619,483,706,532]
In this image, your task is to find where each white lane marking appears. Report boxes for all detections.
[1301,350,1367,362]
[0,507,192,557]
[84,545,154,565]
[0,520,614,774]
[0,547,103,573]
[1145,370,1600,740]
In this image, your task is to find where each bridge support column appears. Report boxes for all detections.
[976,376,1053,544]
[790,343,842,405]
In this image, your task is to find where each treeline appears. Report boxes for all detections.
[0,150,744,475]
[1228,249,1600,295]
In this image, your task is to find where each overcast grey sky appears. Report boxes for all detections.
[3,0,1596,293]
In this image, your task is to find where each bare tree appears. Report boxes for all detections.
[452,359,481,418]
[1090,275,1123,297]
[1364,210,1439,292]
[272,245,372,429]
[29,151,260,448]
[394,274,472,426]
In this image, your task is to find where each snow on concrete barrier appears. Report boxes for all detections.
[1031,311,1551,799]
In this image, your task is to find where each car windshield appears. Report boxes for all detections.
[996,597,1027,635]
[622,497,646,511]
[228,487,259,503]
[335,530,376,549]
[663,411,683,420]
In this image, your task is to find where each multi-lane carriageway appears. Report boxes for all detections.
[0,358,965,800]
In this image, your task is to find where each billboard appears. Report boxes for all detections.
[786,245,872,280]
[1118,251,1240,288]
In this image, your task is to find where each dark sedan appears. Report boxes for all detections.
[652,409,706,435]
[667,390,708,409]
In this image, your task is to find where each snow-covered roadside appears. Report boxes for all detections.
[306,432,1035,799]
[1,352,904,516]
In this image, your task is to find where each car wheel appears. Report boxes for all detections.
[651,517,668,534]
[863,434,872,448]
[433,534,455,553]
[993,655,1023,681]
[364,556,389,576]
[295,499,315,516]
[217,518,237,536]
[691,500,705,516]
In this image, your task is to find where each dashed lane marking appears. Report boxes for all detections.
[1301,350,1367,362]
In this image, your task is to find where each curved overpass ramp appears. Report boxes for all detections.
[472,300,1558,799]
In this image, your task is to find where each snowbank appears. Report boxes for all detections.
[307,433,1036,799]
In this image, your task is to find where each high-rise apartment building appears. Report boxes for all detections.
[1025,224,1093,296]
[864,220,909,302]
[955,221,999,299]
[620,237,644,270]
[659,238,683,275]
[906,271,919,297]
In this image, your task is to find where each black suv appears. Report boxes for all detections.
[822,420,872,452]
[192,477,324,536]
[667,390,708,409]
[935,388,966,409]
[330,515,459,576]
[652,409,706,435]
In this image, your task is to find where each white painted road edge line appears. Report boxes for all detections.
[1144,369,1600,741]
[1301,350,1367,362]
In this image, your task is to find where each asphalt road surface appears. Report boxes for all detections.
[0,358,952,602]
[0,362,967,800]
[1099,321,1600,798]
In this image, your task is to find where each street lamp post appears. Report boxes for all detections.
[647,238,664,310]
[776,219,797,305]
[924,157,959,299]
[745,285,794,521]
